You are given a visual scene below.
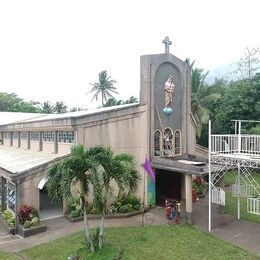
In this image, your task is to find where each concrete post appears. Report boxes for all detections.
[185,174,193,224]
[10,132,13,146]
[1,132,3,145]
[39,131,43,151]
[27,131,30,149]
[54,131,58,154]
[18,132,21,148]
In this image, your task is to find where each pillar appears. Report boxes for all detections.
[39,131,43,151]
[185,174,193,224]
[27,131,30,149]
[54,131,58,154]
[18,132,21,148]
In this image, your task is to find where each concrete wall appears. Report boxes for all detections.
[30,141,39,151]
[21,140,28,149]
[58,143,72,154]
[17,172,45,211]
[77,105,149,200]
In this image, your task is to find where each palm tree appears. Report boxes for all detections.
[88,145,140,249]
[54,101,67,114]
[46,144,140,251]
[90,70,118,107]
[191,68,210,139]
[41,101,53,114]
[46,145,96,253]
[123,96,138,104]
[103,97,123,107]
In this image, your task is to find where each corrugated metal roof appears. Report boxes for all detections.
[0,103,139,125]
[0,147,68,174]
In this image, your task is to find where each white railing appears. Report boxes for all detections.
[211,187,225,205]
[241,135,260,155]
[232,184,255,197]
[210,134,260,155]
[247,198,260,215]
[211,135,238,154]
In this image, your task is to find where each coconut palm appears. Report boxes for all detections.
[41,101,53,114]
[90,70,118,107]
[46,145,96,253]
[54,101,67,114]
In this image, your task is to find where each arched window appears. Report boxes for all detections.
[154,130,162,156]
[163,128,174,155]
[174,129,182,155]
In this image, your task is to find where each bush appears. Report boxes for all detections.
[24,220,31,229]
[2,210,15,228]
[118,205,128,213]
[18,204,40,228]
[18,204,33,225]
[70,209,83,218]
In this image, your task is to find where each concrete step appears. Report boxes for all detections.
[0,234,21,245]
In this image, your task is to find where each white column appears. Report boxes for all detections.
[185,174,193,224]
[208,120,212,231]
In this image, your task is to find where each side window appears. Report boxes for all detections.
[154,130,162,156]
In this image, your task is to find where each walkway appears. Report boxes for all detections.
[0,197,259,256]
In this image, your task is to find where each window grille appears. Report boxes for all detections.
[20,132,28,140]
[58,131,75,143]
[154,130,162,156]
[30,132,40,141]
[174,130,182,155]
[42,131,54,142]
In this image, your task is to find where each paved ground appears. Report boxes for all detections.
[0,194,259,256]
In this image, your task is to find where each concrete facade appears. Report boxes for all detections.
[0,40,206,225]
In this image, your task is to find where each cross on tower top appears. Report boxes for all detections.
[162,36,172,54]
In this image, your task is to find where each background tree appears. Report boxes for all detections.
[41,101,53,114]
[90,70,118,107]
[234,47,260,79]
[54,101,67,114]
[103,98,122,107]
[0,92,40,113]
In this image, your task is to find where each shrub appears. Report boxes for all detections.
[118,205,128,213]
[2,210,15,227]
[24,220,31,229]
[31,217,40,227]
[18,204,40,228]
[70,209,83,218]
[18,204,33,225]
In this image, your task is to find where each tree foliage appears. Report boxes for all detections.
[46,144,140,253]
[90,70,118,107]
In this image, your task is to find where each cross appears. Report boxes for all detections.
[162,36,172,54]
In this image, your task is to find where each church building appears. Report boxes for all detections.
[0,37,207,224]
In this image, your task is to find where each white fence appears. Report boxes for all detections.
[247,198,260,215]
[210,134,260,155]
[211,187,225,205]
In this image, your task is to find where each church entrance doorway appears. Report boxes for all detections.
[155,169,181,206]
[38,177,63,220]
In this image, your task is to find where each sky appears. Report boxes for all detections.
[0,0,259,109]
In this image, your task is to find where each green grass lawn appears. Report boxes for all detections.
[17,225,259,260]
[224,171,260,223]
[0,251,18,260]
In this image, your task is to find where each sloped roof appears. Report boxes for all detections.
[0,103,139,126]
[0,147,68,174]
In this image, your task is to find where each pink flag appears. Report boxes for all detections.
[144,158,155,182]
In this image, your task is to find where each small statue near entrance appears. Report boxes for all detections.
[163,75,175,115]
